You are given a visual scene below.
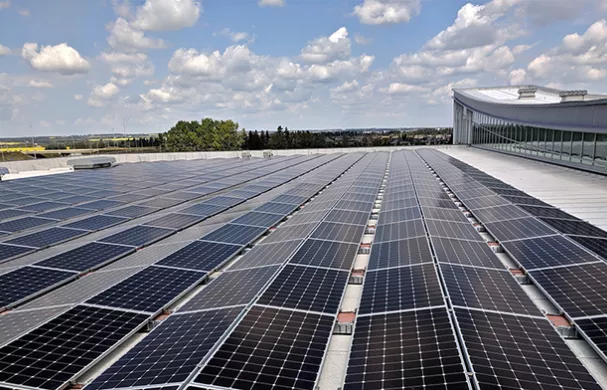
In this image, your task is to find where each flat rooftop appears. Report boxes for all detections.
[455,85,607,105]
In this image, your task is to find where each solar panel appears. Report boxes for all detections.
[35,242,135,272]
[324,209,370,225]
[288,239,359,270]
[358,264,443,315]
[271,194,309,205]
[345,307,469,390]
[284,210,327,226]
[138,197,183,209]
[334,200,374,213]
[230,240,303,270]
[529,263,607,318]
[502,194,552,207]
[373,219,426,243]
[455,187,495,199]
[377,207,422,224]
[575,316,607,362]
[5,227,87,249]
[179,203,226,217]
[539,218,607,239]
[461,194,510,210]
[78,199,125,211]
[417,197,458,209]
[0,244,35,262]
[86,266,206,313]
[99,225,174,248]
[201,224,266,245]
[259,222,318,244]
[367,237,432,270]
[455,308,602,390]
[257,264,348,313]
[109,193,150,203]
[193,306,334,390]
[519,205,580,221]
[63,215,129,231]
[87,189,124,198]
[0,266,76,309]
[0,306,71,347]
[431,237,504,269]
[568,235,607,260]
[166,191,203,201]
[483,217,556,242]
[105,205,159,219]
[341,193,377,203]
[157,240,242,271]
[86,307,243,390]
[491,187,529,197]
[56,194,96,205]
[18,201,68,213]
[203,196,244,208]
[143,213,205,230]
[3,196,44,207]
[37,207,92,221]
[310,222,366,244]
[231,211,286,228]
[470,204,530,223]
[420,206,468,223]
[254,202,300,215]
[180,265,281,312]
[425,219,483,242]
[0,209,31,222]
[0,216,55,233]
[501,235,600,270]
[0,305,148,390]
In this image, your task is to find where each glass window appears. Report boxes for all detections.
[596,133,607,168]
[571,131,583,163]
[537,128,546,157]
[561,131,572,161]
[582,133,595,165]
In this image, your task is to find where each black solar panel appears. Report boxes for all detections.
[367,237,432,270]
[0,305,148,390]
[374,219,426,243]
[441,263,540,316]
[501,235,599,270]
[519,205,580,220]
[166,191,203,201]
[288,239,359,270]
[63,215,129,231]
[231,211,285,228]
[324,209,370,225]
[455,308,602,390]
[334,199,374,213]
[86,266,206,313]
[417,197,458,209]
[179,203,226,217]
[420,206,468,223]
[3,196,44,207]
[254,202,299,215]
[105,205,159,219]
[310,222,366,244]
[0,209,31,222]
[78,199,125,211]
[426,219,483,242]
[377,206,422,224]
[576,316,607,362]
[99,225,173,248]
[0,266,76,308]
[35,242,135,272]
[86,307,243,390]
[0,244,35,262]
[272,194,308,205]
[37,207,92,221]
[539,218,607,238]
[471,204,530,223]
[181,265,281,312]
[263,222,317,244]
[484,217,556,242]
[157,240,242,271]
[345,307,468,390]
[193,306,334,390]
[462,194,509,210]
[257,264,348,313]
[230,240,303,270]
[144,213,205,230]
[359,264,443,315]
[0,216,55,233]
[18,201,68,213]
[569,235,607,260]
[502,195,552,207]
[5,227,87,249]
[432,237,504,269]
[529,263,607,318]
[55,194,96,205]
[202,224,266,245]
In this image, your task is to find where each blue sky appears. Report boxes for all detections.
[1,0,607,136]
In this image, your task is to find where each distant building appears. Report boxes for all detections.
[452,85,607,174]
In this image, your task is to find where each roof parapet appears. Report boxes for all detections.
[559,90,587,102]
[518,86,538,99]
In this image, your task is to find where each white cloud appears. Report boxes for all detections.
[354,34,372,45]
[100,51,154,81]
[28,80,53,88]
[17,8,29,16]
[509,68,526,84]
[353,0,420,25]
[132,0,201,31]
[0,44,10,56]
[99,51,148,64]
[562,19,607,54]
[219,28,251,43]
[74,94,83,101]
[107,18,167,51]
[88,82,119,107]
[258,0,284,7]
[0,1,9,9]
[21,42,91,75]
[381,82,428,94]
[300,27,351,64]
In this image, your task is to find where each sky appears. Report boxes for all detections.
[1,0,607,137]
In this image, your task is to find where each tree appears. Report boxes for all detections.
[160,118,245,152]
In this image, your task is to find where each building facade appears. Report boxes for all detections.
[453,86,607,174]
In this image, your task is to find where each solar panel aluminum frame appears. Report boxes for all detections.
[575,316,607,368]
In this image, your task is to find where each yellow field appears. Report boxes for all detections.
[88,137,132,142]
[0,146,45,152]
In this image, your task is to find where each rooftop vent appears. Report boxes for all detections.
[559,90,587,102]
[67,157,116,170]
[518,86,537,99]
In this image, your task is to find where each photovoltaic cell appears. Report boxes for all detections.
[0,305,148,390]
[539,218,607,239]
[367,237,432,270]
[138,197,183,209]
[425,219,483,242]
[374,220,426,243]
[230,239,303,270]
[193,306,334,390]
[310,222,366,244]
[18,201,68,213]
[86,266,206,313]
[420,207,468,223]
[86,307,243,390]
[576,317,607,361]
[5,227,87,249]
[35,242,135,272]
[231,212,286,228]
[0,209,31,222]
[345,308,468,390]
[263,223,318,244]
[502,195,552,207]
[179,203,226,217]
[471,205,530,223]
[202,224,267,245]
[180,265,280,312]
[99,225,173,248]
[519,205,580,221]
[203,196,244,208]
[288,239,359,270]
[78,199,125,211]
[431,237,504,269]
[501,235,599,270]
[63,215,129,231]
[334,200,374,213]
[483,217,556,242]
[569,235,607,260]
[359,264,443,315]
[254,202,299,215]
[143,213,205,230]
[258,264,348,313]
[462,195,509,210]
[378,207,422,224]
[324,209,370,226]
[417,197,458,209]
[455,308,602,390]
[0,266,76,308]
[0,244,35,262]
[529,262,607,318]
[105,205,159,219]
[37,207,92,221]
[0,217,55,233]
[157,240,242,271]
